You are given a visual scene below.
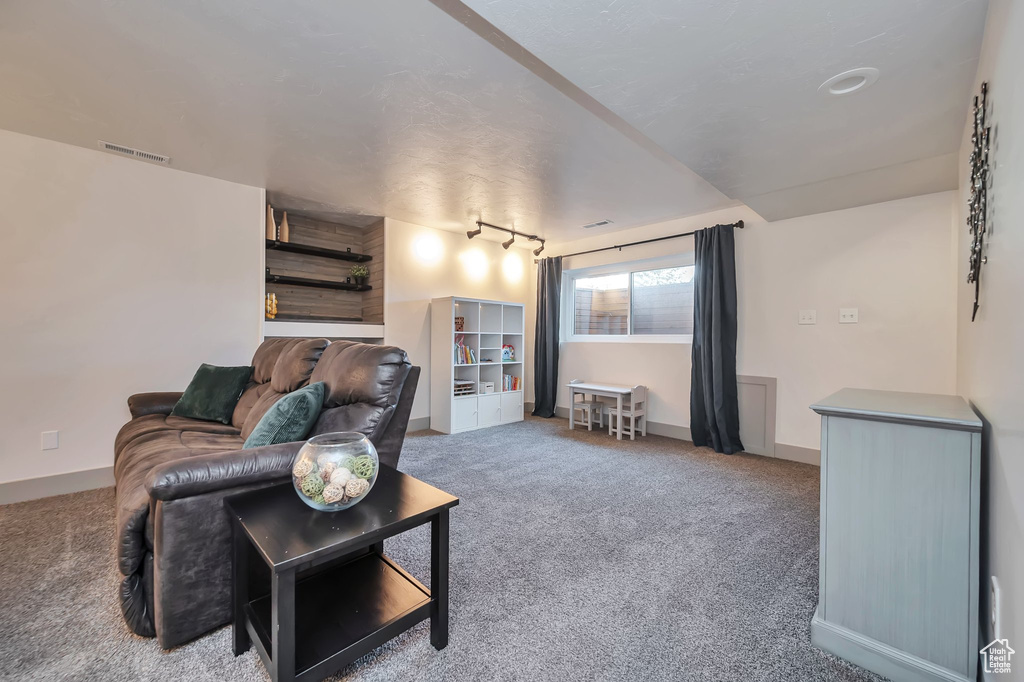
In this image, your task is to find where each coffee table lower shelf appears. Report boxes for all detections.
[244,552,431,681]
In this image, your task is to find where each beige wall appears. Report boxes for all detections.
[552,192,958,453]
[0,129,264,485]
[382,218,534,423]
[955,0,1023,652]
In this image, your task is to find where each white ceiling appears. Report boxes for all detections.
[0,0,988,236]
[459,0,989,220]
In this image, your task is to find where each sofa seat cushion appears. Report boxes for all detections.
[115,426,243,576]
[115,414,241,461]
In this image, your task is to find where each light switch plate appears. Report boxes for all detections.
[839,308,859,324]
[798,310,817,325]
[41,430,59,450]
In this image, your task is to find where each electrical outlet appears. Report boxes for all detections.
[798,310,817,325]
[991,576,1002,639]
[839,308,859,324]
[41,431,59,450]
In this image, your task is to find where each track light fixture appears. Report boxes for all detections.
[471,220,547,258]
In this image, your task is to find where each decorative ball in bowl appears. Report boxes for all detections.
[291,432,379,511]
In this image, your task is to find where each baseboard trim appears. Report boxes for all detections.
[0,466,114,505]
[811,609,968,682]
[550,404,819,465]
[774,442,820,465]
[407,416,431,433]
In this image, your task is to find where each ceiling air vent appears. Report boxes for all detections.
[98,140,171,165]
[582,219,613,229]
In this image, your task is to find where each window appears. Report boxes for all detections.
[569,260,695,341]
[573,273,629,335]
[630,266,694,335]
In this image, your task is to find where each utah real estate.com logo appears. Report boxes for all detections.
[980,638,1015,675]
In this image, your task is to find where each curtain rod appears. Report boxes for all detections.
[537,220,744,262]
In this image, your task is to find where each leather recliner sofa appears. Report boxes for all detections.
[113,338,420,648]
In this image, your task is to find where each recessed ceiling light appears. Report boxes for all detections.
[818,67,879,96]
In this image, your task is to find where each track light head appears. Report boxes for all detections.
[533,243,545,257]
[502,235,515,250]
[466,226,482,239]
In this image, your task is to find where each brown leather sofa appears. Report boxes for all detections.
[114,338,420,648]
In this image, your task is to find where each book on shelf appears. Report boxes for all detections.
[502,375,521,391]
[453,334,477,365]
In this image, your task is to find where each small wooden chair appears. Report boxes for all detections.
[569,379,604,431]
[606,385,647,440]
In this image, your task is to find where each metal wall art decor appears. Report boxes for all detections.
[967,81,991,321]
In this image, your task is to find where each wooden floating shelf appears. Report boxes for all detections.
[266,273,372,292]
[265,239,372,262]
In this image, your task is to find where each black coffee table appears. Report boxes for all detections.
[225,466,459,682]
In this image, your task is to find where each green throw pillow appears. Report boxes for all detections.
[243,382,325,449]
[171,364,253,424]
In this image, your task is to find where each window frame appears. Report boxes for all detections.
[562,253,695,345]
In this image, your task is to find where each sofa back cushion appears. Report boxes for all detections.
[233,337,328,430]
[232,382,272,429]
[271,338,329,393]
[310,341,410,409]
[252,338,296,384]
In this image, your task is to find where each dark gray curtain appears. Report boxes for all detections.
[690,225,744,454]
[532,256,562,418]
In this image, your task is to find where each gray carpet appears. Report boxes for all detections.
[0,417,882,682]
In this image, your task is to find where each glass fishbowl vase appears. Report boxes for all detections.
[291,432,379,511]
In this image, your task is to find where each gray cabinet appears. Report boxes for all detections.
[810,388,981,682]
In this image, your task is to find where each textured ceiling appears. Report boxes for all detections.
[0,0,989,233]
[459,0,989,219]
[0,0,731,241]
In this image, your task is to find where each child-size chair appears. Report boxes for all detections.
[606,385,647,440]
[569,379,604,431]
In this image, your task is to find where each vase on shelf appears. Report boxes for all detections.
[279,211,290,242]
[266,205,277,240]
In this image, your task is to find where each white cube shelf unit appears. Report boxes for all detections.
[430,296,525,434]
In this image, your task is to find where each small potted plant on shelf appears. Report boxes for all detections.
[350,264,370,286]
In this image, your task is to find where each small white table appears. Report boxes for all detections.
[566,382,636,440]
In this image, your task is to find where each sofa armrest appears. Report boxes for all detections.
[128,392,183,419]
[146,441,302,501]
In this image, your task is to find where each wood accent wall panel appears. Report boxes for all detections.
[266,211,379,323]
[284,214,364,252]
[268,285,364,321]
[361,218,384,324]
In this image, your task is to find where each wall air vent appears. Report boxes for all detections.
[582,219,613,229]
[97,140,171,165]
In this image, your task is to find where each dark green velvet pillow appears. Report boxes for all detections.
[243,381,325,449]
[171,364,253,425]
